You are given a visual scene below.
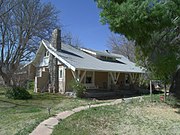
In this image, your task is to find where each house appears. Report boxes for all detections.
[27,29,145,94]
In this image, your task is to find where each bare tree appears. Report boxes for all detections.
[0,0,20,18]
[0,0,59,86]
[62,31,83,48]
[107,34,135,62]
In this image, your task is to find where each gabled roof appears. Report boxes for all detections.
[30,40,145,73]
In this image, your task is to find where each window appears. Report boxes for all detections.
[106,57,114,61]
[125,74,130,86]
[100,56,106,60]
[98,56,116,62]
[59,68,63,79]
[86,72,93,84]
[86,76,92,83]
[44,50,49,57]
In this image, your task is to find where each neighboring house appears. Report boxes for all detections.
[14,66,28,87]
[27,29,145,94]
[0,66,28,86]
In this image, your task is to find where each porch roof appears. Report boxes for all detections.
[40,40,145,73]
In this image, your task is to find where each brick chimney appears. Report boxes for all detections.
[51,29,61,51]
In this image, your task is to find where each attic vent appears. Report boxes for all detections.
[105,50,109,53]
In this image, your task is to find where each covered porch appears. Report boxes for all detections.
[66,69,142,92]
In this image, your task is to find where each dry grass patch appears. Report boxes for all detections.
[52,99,180,135]
[145,104,180,120]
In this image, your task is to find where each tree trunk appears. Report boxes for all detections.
[169,68,180,99]
[1,72,12,86]
[0,66,16,86]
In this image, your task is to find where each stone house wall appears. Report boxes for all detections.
[28,64,36,80]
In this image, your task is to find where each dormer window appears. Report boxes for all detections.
[98,56,116,62]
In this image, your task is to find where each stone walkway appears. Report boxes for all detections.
[30,96,142,135]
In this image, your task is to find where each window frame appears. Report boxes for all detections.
[59,67,63,79]
[44,50,49,57]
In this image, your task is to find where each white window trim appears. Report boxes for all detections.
[59,66,63,80]
[44,50,50,58]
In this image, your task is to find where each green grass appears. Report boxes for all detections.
[0,86,100,135]
[52,98,180,135]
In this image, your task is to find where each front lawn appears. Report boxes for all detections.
[0,86,98,135]
[52,97,180,135]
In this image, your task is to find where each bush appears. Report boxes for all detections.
[5,87,32,100]
[70,81,86,98]
[27,80,34,90]
[165,95,179,107]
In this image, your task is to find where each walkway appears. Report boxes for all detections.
[30,96,142,135]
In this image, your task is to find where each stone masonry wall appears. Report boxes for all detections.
[48,29,61,93]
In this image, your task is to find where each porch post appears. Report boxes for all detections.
[129,73,139,84]
[134,73,138,84]
[80,70,86,83]
[77,70,80,82]
[115,72,120,84]
[71,70,86,83]
[110,72,120,84]
[129,73,135,84]
[110,72,116,84]
[92,71,95,84]
[71,70,77,81]
[129,73,132,83]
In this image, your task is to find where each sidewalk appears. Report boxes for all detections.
[30,97,141,135]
